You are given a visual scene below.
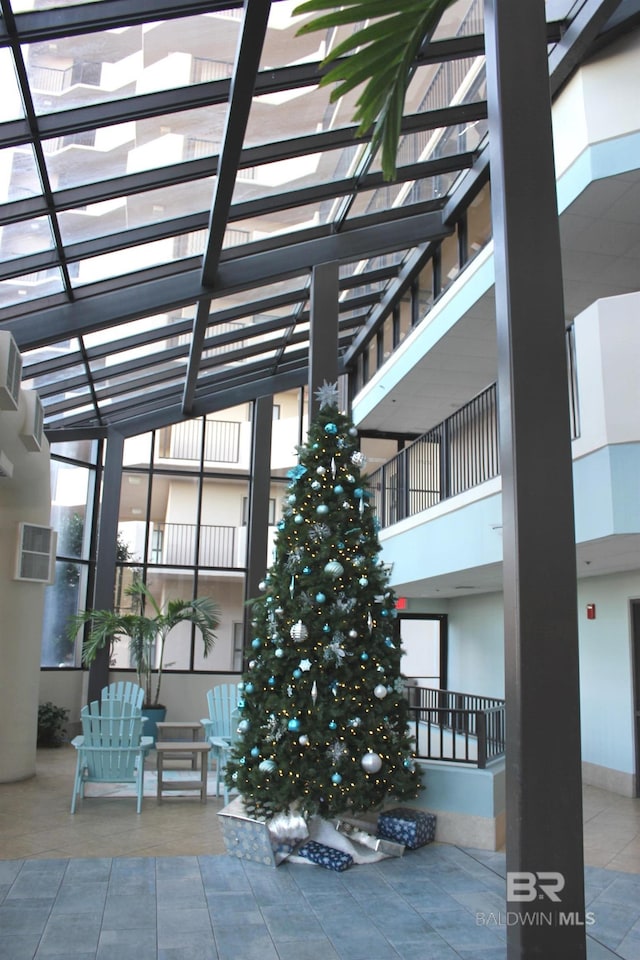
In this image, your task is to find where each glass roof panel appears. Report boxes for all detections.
[432,0,484,40]
[71,233,204,287]
[0,267,64,308]
[1,216,55,261]
[58,179,214,244]
[23,12,240,114]
[2,143,43,203]
[42,105,226,190]
[0,48,25,121]
[11,0,104,10]
[83,309,195,353]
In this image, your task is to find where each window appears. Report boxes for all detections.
[242,497,276,526]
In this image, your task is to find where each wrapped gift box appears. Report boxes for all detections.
[297,840,353,871]
[377,807,436,850]
[217,797,307,867]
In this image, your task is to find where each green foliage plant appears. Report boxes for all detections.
[67,581,221,708]
[37,701,69,747]
[294,0,457,181]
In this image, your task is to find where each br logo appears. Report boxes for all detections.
[507,872,565,902]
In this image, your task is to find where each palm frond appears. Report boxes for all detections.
[294,0,456,180]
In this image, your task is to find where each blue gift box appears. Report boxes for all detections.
[297,840,353,871]
[377,807,436,850]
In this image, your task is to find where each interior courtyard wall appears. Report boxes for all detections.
[0,399,51,782]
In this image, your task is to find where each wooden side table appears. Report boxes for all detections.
[155,721,204,769]
[156,741,211,803]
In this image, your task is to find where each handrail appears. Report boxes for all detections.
[406,685,505,769]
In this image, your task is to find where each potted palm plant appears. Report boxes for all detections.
[68,580,221,736]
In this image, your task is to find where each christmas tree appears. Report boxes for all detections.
[226,382,422,821]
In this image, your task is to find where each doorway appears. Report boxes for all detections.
[398,613,448,691]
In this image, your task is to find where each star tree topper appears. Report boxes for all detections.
[314,380,340,409]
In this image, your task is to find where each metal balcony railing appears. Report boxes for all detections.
[149,522,236,567]
[406,685,506,768]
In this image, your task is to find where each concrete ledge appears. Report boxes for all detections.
[402,759,506,851]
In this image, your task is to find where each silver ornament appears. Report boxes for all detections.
[290,620,308,642]
[361,752,382,773]
[374,684,388,699]
[351,451,366,467]
[324,560,344,577]
[259,759,277,774]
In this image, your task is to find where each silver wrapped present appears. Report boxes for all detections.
[217,797,308,867]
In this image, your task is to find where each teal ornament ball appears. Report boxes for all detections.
[329,720,337,730]
[331,772,342,784]
[295,514,303,524]
[275,648,284,658]
[360,652,368,661]
[287,718,301,732]
[268,676,276,686]
[303,565,311,574]
[288,494,296,504]
[250,747,260,758]
[251,638,261,649]
[244,682,254,694]
[324,423,338,434]
[322,623,331,633]
[316,504,329,515]
[333,485,344,495]
[293,668,302,679]
[315,592,326,603]
[358,577,369,587]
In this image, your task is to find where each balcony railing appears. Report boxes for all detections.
[406,685,506,768]
[157,419,241,463]
[149,522,236,567]
[369,383,499,527]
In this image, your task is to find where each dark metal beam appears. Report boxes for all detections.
[184,0,271,415]
[309,262,339,419]
[485,0,586,955]
[244,395,274,648]
[8,209,449,351]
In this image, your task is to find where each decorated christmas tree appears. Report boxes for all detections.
[226,382,422,821]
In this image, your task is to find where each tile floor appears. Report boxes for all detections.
[0,746,639,959]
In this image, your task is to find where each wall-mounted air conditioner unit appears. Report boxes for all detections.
[14,522,57,584]
[20,390,44,452]
[0,331,22,411]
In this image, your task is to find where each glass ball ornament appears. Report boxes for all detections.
[374,684,388,699]
[351,451,366,467]
[324,422,338,435]
[303,565,311,574]
[258,580,267,591]
[315,592,326,603]
[250,747,260,758]
[288,494,296,504]
[324,560,344,577]
[316,504,329,516]
[294,514,303,524]
[317,466,326,475]
[354,487,364,498]
[290,620,308,642]
[293,668,302,679]
[349,629,358,639]
[311,480,321,490]
[275,647,284,658]
[268,676,276,686]
[251,638,261,649]
[238,719,251,733]
[299,734,309,746]
[244,682,254,694]
[259,759,277,774]
[287,718,301,732]
[331,772,342,784]
[328,720,337,730]
[322,623,331,633]
[361,752,382,774]
[360,652,369,661]
[358,577,369,587]
[333,484,344,495]
[349,426,358,437]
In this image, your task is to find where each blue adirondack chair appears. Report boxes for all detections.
[70,700,153,813]
[101,681,145,712]
[200,683,242,798]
